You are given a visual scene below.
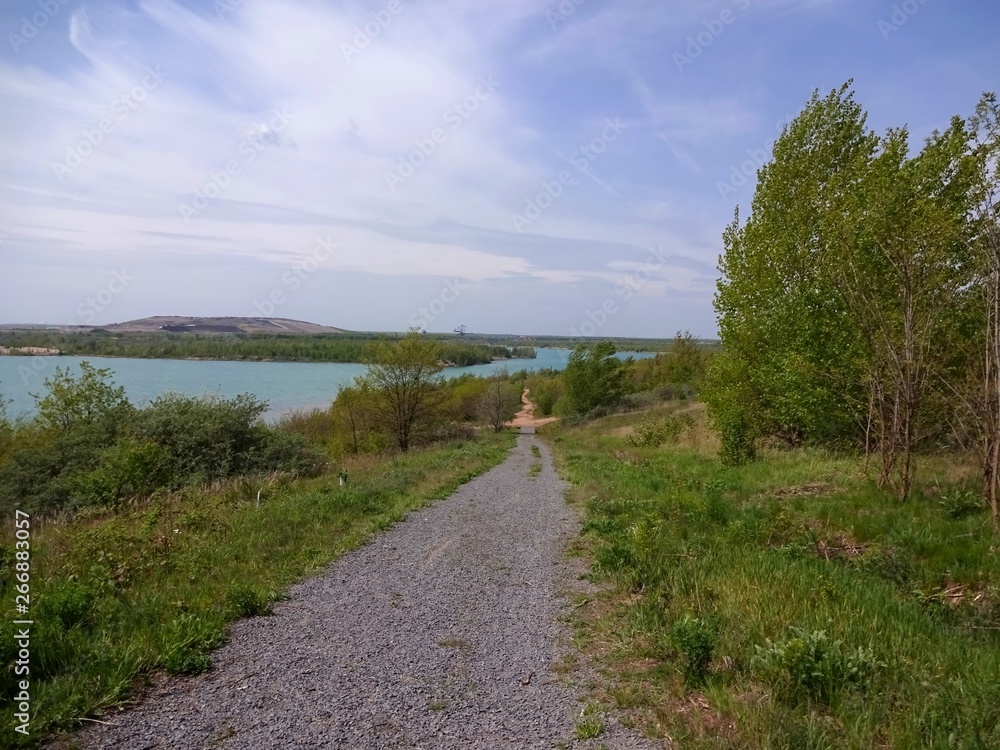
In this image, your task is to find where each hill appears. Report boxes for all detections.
[103,316,347,334]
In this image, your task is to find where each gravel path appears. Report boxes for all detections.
[73,436,660,749]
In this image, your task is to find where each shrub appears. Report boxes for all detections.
[563,341,633,414]
[70,437,171,507]
[35,580,96,630]
[718,414,757,466]
[670,613,719,686]
[627,414,695,448]
[751,627,883,704]
[938,488,984,520]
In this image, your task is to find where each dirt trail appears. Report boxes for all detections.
[508,388,558,429]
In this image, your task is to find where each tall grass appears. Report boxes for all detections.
[549,403,1000,748]
[0,432,513,747]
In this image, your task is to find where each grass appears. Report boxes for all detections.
[575,702,605,739]
[547,401,1000,749]
[0,432,514,747]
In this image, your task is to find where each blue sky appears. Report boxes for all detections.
[0,0,997,338]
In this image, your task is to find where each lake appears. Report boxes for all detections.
[0,348,654,422]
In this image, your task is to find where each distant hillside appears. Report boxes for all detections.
[104,316,348,334]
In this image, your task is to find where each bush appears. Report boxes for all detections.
[670,613,719,686]
[35,580,96,630]
[70,436,171,507]
[751,627,883,704]
[563,341,633,414]
[627,414,695,448]
[719,414,757,466]
[938,488,984,520]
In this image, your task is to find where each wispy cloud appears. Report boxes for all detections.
[0,0,996,335]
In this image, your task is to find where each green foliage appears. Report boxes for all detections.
[0,330,536,366]
[70,437,170,507]
[157,613,223,675]
[33,361,133,432]
[0,364,324,514]
[670,613,719,686]
[709,84,873,453]
[627,413,694,448]
[563,341,633,415]
[707,82,990,502]
[36,580,97,630]
[225,583,274,618]
[476,368,520,432]
[0,387,11,460]
[553,406,1000,748]
[702,350,759,465]
[525,372,563,416]
[574,704,604,739]
[938,488,985,520]
[751,627,883,704]
[130,392,324,485]
[632,331,708,397]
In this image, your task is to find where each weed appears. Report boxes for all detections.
[670,614,719,687]
[574,703,604,739]
[627,413,694,448]
[750,628,883,704]
[938,488,984,520]
[226,583,274,618]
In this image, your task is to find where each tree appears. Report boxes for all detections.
[661,330,707,393]
[563,341,632,414]
[828,120,977,501]
[361,331,444,451]
[331,382,375,454]
[708,81,983,501]
[710,83,874,452]
[958,92,1000,523]
[477,367,521,432]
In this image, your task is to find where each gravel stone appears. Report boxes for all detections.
[72,436,662,749]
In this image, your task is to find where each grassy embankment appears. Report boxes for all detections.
[548,402,1000,749]
[0,432,513,747]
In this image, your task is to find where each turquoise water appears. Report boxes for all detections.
[0,348,653,422]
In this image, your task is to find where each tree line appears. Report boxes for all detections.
[705,83,1000,519]
[0,330,535,366]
